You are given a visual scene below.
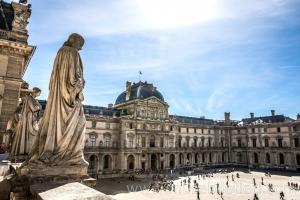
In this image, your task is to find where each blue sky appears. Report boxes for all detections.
[17,0,300,120]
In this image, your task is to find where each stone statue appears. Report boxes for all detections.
[9,87,41,160]
[22,33,88,174]
[3,82,29,151]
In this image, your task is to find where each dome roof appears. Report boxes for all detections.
[115,81,164,105]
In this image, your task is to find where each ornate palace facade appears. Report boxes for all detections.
[72,81,300,177]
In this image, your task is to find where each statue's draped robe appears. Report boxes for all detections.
[10,95,40,157]
[28,46,86,166]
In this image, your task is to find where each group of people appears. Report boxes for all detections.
[288,182,299,190]
[149,180,175,193]
[146,169,298,200]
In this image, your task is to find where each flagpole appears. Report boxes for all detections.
[139,70,142,82]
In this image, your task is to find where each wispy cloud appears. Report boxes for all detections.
[21,0,300,119]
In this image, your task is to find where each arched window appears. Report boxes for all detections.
[193,137,197,147]
[186,136,190,147]
[208,138,212,147]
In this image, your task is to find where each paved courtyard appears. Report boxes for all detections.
[96,170,300,200]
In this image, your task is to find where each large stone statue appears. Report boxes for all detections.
[9,87,41,161]
[21,33,88,176]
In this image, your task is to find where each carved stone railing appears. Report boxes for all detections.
[0,30,12,40]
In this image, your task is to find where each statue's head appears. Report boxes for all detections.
[64,33,85,50]
[32,87,41,98]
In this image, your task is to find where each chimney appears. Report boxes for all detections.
[297,113,300,120]
[271,110,275,116]
[108,103,113,109]
[250,112,254,118]
[125,81,132,101]
[224,112,230,123]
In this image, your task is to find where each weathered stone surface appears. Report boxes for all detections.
[31,182,114,200]
[18,164,87,178]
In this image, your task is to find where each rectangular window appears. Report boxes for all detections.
[106,123,110,129]
[277,127,281,132]
[277,138,283,148]
[237,139,242,147]
[169,138,174,147]
[128,136,133,148]
[89,135,96,147]
[252,138,257,147]
[264,138,269,147]
[160,137,164,147]
[142,137,146,147]
[295,138,299,147]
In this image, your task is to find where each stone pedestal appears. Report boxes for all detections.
[31,182,112,200]
[18,164,88,178]
[5,163,100,200]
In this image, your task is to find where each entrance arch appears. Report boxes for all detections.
[127,155,135,170]
[151,154,157,170]
[170,154,175,169]
[88,155,98,171]
[103,154,112,170]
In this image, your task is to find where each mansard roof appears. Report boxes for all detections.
[170,115,215,125]
[38,100,120,117]
[241,115,294,125]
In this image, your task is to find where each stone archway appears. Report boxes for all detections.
[103,154,112,170]
[170,154,175,169]
[88,155,98,171]
[127,155,135,170]
[151,154,157,170]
